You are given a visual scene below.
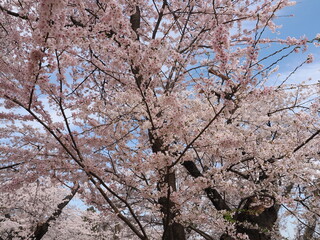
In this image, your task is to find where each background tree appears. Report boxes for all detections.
[0,179,131,239]
[0,0,319,239]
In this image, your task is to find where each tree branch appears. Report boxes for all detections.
[30,183,80,240]
[0,5,28,20]
[170,106,225,168]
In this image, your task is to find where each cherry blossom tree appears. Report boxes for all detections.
[0,179,130,239]
[0,0,319,239]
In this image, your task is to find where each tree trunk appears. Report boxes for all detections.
[148,131,186,240]
[221,201,279,240]
[158,171,186,240]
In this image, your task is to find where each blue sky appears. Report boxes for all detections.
[277,0,320,40]
[278,0,320,58]
[272,0,320,83]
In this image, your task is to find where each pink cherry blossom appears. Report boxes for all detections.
[0,0,319,239]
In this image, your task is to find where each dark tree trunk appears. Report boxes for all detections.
[162,222,186,240]
[158,171,186,240]
[149,131,186,240]
[220,199,279,240]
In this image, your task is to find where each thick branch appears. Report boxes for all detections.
[130,6,140,40]
[89,171,148,239]
[152,1,167,39]
[294,129,320,153]
[89,177,148,240]
[0,162,24,170]
[31,183,79,240]
[182,161,230,211]
[0,5,28,20]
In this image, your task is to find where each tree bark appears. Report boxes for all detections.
[158,171,186,240]
[149,132,186,240]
